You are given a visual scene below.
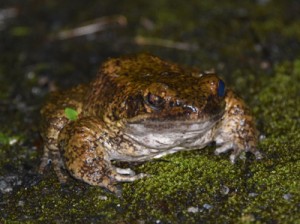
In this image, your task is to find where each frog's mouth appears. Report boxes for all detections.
[124,111,223,149]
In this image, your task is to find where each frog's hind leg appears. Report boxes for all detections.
[58,117,149,195]
[39,114,70,183]
[58,117,147,195]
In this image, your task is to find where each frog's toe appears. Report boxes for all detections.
[114,172,148,182]
[38,158,51,174]
[105,184,122,197]
[103,181,122,197]
[115,167,136,176]
[216,146,240,164]
[115,185,123,198]
[229,152,239,164]
[215,142,245,163]
[249,148,263,160]
[214,142,234,155]
[54,167,69,183]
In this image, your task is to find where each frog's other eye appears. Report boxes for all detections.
[144,93,165,110]
[217,79,225,97]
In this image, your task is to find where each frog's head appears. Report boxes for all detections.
[92,54,226,136]
[123,69,227,148]
[124,71,226,125]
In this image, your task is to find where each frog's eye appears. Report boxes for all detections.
[217,79,225,97]
[145,93,165,110]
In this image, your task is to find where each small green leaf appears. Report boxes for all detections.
[64,107,78,121]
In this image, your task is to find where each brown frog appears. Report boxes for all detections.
[39,54,262,195]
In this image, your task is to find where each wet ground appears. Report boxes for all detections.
[0,0,299,223]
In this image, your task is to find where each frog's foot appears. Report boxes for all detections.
[52,153,68,183]
[214,142,262,163]
[39,145,68,183]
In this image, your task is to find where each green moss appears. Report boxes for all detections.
[0,132,25,169]
[1,176,122,223]
[121,151,247,222]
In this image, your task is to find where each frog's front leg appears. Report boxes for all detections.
[58,117,145,195]
[214,90,262,163]
[39,115,70,183]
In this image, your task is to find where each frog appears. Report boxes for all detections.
[39,53,262,195]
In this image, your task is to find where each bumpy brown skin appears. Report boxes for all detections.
[39,54,261,195]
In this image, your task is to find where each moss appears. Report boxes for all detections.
[0,132,25,169]
[121,151,247,222]
[1,176,122,223]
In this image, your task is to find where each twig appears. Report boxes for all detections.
[134,35,199,51]
[53,15,127,40]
